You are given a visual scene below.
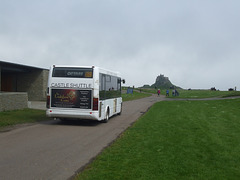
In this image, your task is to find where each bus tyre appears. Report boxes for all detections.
[103,109,109,123]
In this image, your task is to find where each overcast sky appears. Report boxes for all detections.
[0,0,239,90]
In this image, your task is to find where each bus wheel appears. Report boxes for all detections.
[103,109,109,123]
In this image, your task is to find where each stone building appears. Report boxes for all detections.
[0,61,49,111]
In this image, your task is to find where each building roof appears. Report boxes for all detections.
[0,61,48,73]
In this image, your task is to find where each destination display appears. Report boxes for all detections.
[51,89,92,109]
[52,67,93,78]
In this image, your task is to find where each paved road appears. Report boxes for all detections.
[0,94,163,180]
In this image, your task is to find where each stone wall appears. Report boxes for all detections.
[0,92,28,112]
[17,69,49,101]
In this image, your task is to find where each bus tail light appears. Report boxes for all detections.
[93,98,98,111]
[47,96,50,108]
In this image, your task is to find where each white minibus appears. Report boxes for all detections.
[46,65,124,122]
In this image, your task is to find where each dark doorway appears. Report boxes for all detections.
[1,73,16,92]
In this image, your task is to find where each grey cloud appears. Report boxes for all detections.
[0,0,240,90]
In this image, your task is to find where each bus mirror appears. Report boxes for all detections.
[122,79,125,84]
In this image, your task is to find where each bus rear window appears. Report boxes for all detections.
[52,67,93,78]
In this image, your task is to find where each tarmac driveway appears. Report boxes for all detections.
[0,94,163,180]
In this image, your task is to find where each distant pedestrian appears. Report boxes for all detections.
[172,89,175,96]
[166,89,169,96]
[157,89,161,96]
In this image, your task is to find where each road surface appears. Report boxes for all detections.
[0,94,163,180]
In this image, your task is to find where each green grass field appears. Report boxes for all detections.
[0,109,46,129]
[122,90,152,101]
[171,89,240,99]
[140,88,240,99]
[76,98,240,179]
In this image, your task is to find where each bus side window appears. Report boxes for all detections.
[100,73,106,100]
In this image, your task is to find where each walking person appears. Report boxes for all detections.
[157,89,161,96]
[172,89,175,96]
[166,89,169,96]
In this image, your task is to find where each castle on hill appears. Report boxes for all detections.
[142,74,180,89]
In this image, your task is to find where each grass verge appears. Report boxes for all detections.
[171,89,240,99]
[76,98,240,179]
[122,90,152,101]
[0,109,47,129]
[140,88,240,99]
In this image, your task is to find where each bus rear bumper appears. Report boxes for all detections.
[46,109,100,121]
